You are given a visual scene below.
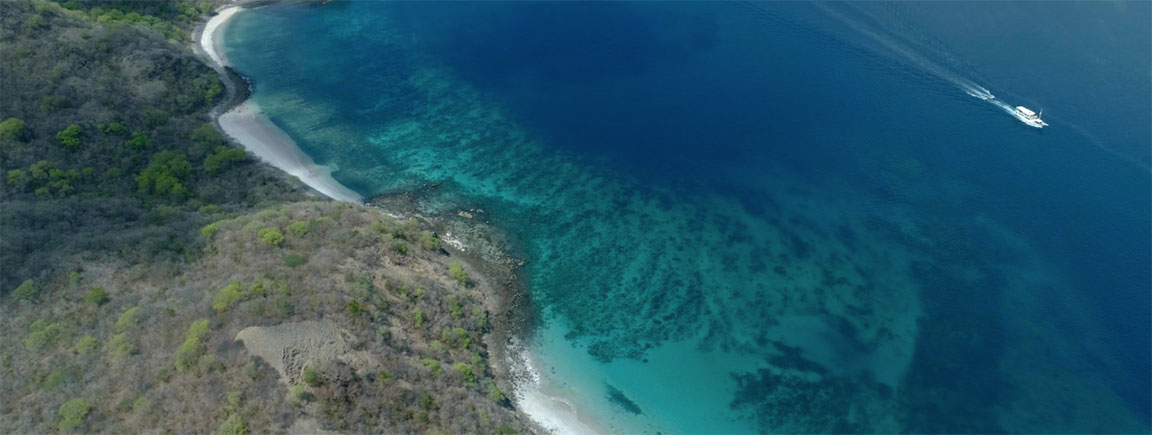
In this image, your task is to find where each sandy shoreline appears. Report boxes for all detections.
[199,5,362,204]
[508,343,609,434]
[197,5,599,434]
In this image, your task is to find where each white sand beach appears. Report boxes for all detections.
[199,6,363,204]
[218,102,363,203]
[199,6,240,68]
[507,341,609,435]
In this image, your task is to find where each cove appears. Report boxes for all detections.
[220,2,1150,432]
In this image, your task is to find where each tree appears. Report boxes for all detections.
[115,306,141,332]
[10,279,37,301]
[98,122,127,134]
[136,151,191,196]
[449,262,468,287]
[419,231,441,251]
[0,117,28,141]
[75,336,99,355]
[29,160,51,180]
[303,367,322,387]
[204,81,222,102]
[125,132,149,149]
[191,123,224,148]
[203,146,247,173]
[452,363,476,385]
[212,282,244,312]
[287,221,308,236]
[85,287,110,306]
[258,227,284,246]
[6,169,27,187]
[56,124,82,148]
[201,223,219,239]
[57,398,90,432]
[176,319,211,371]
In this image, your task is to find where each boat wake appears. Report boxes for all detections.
[809,2,1150,170]
[739,1,1151,172]
[963,84,994,101]
[804,2,1052,130]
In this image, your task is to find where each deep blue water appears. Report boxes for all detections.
[223,2,1150,432]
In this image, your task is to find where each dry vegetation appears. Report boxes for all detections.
[1,202,531,433]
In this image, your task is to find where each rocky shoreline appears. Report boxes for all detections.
[365,190,541,415]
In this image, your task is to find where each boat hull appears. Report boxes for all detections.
[1012,113,1047,128]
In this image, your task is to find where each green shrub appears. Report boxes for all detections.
[303,367,322,387]
[216,392,246,435]
[10,279,38,301]
[413,308,425,328]
[290,385,309,403]
[176,319,211,371]
[258,227,284,246]
[0,117,28,141]
[419,231,442,251]
[191,123,222,145]
[98,122,127,135]
[136,151,192,196]
[282,253,308,268]
[125,132,149,149]
[420,358,442,376]
[25,322,64,351]
[56,124,82,148]
[75,335,99,355]
[107,333,137,361]
[212,282,244,312]
[57,398,90,432]
[85,287,110,306]
[449,262,468,287]
[473,307,488,329]
[201,223,219,239]
[347,300,366,316]
[7,169,27,187]
[419,392,437,411]
[142,109,169,127]
[392,240,409,256]
[452,363,476,385]
[132,396,153,415]
[214,413,246,435]
[40,95,70,112]
[287,221,308,236]
[205,81,223,102]
[115,306,141,332]
[487,382,506,403]
[449,327,470,349]
[447,294,462,319]
[43,367,75,391]
[203,146,248,173]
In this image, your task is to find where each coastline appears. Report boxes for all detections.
[197,4,362,204]
[194,6,590,434]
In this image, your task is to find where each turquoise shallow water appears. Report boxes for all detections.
[222,2,1150,432]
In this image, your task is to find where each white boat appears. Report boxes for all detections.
[1013,106,1047,128]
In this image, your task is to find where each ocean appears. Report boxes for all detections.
[219,2,1150,432]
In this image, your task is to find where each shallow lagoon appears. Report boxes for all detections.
[222,2,1150,432]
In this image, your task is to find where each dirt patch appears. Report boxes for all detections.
[235,320,376,387]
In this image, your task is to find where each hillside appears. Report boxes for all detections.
[2,202,528,433]
[0,1,532,433]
